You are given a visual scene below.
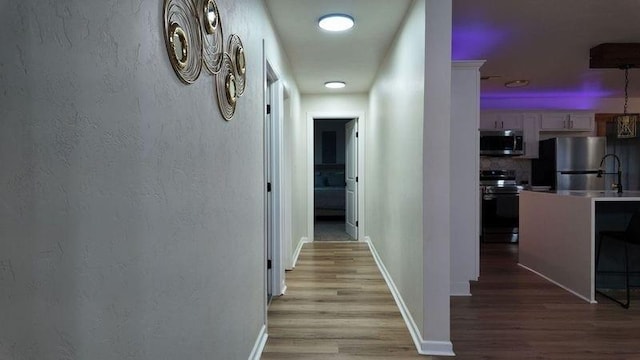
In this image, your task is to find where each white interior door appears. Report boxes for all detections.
[345,120,358,239]
[265,83,273,302]
[265,60,286,299]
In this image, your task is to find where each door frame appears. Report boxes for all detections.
[265,59,287,298]
[306,111,366,242]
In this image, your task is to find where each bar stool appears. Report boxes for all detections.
[595,211,640,308]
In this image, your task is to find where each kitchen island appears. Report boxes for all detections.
[519,190,640,303]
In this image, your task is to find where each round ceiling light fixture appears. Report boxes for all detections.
[318,14,354,32]
[324,81,346,89]
[504,79,530,88]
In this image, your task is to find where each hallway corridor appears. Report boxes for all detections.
[262,242,432,359]
[314,220,354,241]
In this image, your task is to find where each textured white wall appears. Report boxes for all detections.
[302,94,370,114]
[0,0,298,358]
[422,0,452,347]
[366,0,426,337]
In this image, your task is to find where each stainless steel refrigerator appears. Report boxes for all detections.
[532,137,607,190]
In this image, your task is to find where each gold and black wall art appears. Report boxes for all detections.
[163,0,246,120]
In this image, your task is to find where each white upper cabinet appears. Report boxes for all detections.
[480,110,595,159]
[480,112,523,130]
[568,113,595,131]
[539,112,594,131]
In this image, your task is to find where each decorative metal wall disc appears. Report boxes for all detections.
[228,34,246,96]
[163,0,203,84]
[216,53,237,120]
[200,0,224,74]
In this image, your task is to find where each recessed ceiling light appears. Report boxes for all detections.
[324,81,346,89]
[318,14,354,32]
[504,80,529,88]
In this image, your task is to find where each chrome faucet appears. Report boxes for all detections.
[597,153,623,193]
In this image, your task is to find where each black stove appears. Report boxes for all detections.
[480,170,521,243]
[480,170,522,189]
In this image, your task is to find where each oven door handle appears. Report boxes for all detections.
[483,193,519,200]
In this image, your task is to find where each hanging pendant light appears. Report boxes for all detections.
[616,66,638,138]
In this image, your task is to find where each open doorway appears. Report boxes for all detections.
[313,118,356,241]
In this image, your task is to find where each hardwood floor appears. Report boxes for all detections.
[450,243,640,360]
[262,242,640,359]
[262,242,432,359]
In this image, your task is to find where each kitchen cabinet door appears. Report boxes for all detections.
[539,113,571,130]
[480,112,523,130]
[568,113,594,131]
[540,112,594,131]
[479,113,500,129]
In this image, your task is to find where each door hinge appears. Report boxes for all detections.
[356,221,359,227]
[267,182,272,192]
[356,176,358,182]
[267,259,272,269]
[266,104,271,114]
[356,132,359,138]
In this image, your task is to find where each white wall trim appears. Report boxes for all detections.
[517,263,596,304]
[364,237,455,356]
[292,237,309,268]
[450,282,471,297]
[249,324,268,360]
[421,341,458,356]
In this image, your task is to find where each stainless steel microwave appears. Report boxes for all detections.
[479,130,524,156]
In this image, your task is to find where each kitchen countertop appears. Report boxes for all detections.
[523,189,640,199]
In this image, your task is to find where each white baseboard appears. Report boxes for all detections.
[421,341,457,356]
[364,237,455,356]
[450,281,471,296]
[517,263,595,304]
[248,324,268,360]
[291,237,309,268]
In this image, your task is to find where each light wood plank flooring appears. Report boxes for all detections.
[263,242,640,359]
[262,242,431,359]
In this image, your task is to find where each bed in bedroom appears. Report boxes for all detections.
[314,164,345,219]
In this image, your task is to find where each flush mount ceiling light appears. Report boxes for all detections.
[324,81,346,89]
[318,14,354,32]
[504,80,529,88]
[615,66,638,138]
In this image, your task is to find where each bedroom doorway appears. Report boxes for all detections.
[313,118,356,241]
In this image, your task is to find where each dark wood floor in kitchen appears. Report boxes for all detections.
[450,243,640,360]
[262,242,640,359]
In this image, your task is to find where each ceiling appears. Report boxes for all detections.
[266,0,640,104]
[264,0,413,94]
